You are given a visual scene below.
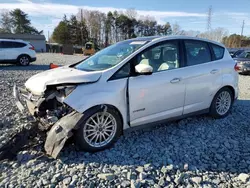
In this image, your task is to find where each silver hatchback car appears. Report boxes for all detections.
[14,36,238,158]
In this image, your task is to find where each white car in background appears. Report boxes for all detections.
[14,36,238,158]
[0,39,36,66]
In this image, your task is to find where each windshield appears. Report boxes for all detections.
[76,40,148,71]
[238,51,250,59]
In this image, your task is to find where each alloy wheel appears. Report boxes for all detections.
[215,91,231,115]
[19,56,29,66]
[83,111,117,148]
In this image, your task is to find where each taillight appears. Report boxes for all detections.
[29,44,35,50]
[234,63,240,71]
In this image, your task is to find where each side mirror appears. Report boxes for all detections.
[135,64,153,75]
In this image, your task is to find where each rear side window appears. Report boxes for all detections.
[184,40,211,66]
[2,41,26,48]
[14,42,26,48]
[211,44,224,60]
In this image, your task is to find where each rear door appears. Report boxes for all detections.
[181,40,223,114]
[3,41,26,60]
[0,41,5,60]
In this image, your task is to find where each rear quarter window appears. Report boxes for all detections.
[13,42,26,48]
[211,44,224,60]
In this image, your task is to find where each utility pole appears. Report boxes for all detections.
[206,6,212,32]
[48,30,50,44]
[240,20,245,48]
[241,20,245,36]
[80,9,84,47]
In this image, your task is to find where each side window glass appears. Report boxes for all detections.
[2,42,12,48]
[135,41,179,73]
[14,42,26,48]
[184,40,211,66]
[211,44,224,60]
[246,52,250,59]
[110,62,130,80]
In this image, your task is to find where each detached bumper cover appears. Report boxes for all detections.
[13,84,25,112]
[44,111,84,158]
[13,84,36,115]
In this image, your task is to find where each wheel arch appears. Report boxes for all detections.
[215,85,235,100]
[210,85,236,108]
[80,104,125,132]
[17,54,31,61]
[223,85,235,100]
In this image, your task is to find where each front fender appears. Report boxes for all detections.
[63,80,129,129]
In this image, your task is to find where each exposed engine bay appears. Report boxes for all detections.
[31,85,76,130]
[12,84,84,159]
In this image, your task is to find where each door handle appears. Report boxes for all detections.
[210,69,219,74]
[170,78,181,83]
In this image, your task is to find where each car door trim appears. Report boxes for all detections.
[126,108,209,132]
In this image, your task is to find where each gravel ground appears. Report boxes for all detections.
[1,53,250,188]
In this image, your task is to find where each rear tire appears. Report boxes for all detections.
[75,106,122,152]
[18,55,30,66]
[209,87,233,118]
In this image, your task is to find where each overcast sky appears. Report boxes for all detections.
[0,0,249,39]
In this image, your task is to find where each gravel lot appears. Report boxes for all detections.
[1,53,250,188]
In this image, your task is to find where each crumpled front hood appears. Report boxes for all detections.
[25,66,102,95]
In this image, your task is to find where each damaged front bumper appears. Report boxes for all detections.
[13,84,37,115]
[13,84,82,158]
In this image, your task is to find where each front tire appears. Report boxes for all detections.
[209,87,233,118]
[18,55,30,66]
[75,106,122,152]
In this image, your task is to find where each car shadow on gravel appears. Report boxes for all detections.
[54,99,250,174]
[0,64,50,71]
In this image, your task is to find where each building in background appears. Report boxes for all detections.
[0,33,46,52]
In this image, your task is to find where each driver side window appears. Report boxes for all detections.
[135,41,179,73]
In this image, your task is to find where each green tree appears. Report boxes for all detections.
[163,22,172,35]
[10,9,41,34]
[52,15,70,44]
[69,15,80,45]
[105,11,113,46]
[78,19,89,46]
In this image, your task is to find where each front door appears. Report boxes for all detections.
[128,40,186,127]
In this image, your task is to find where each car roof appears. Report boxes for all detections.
[0,39,28,43]
[133,35,225,48]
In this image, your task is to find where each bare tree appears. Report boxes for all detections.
[172,22,184,35]
[182,30,200,37]
[125,8,138,19]
[199,27,228,42]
